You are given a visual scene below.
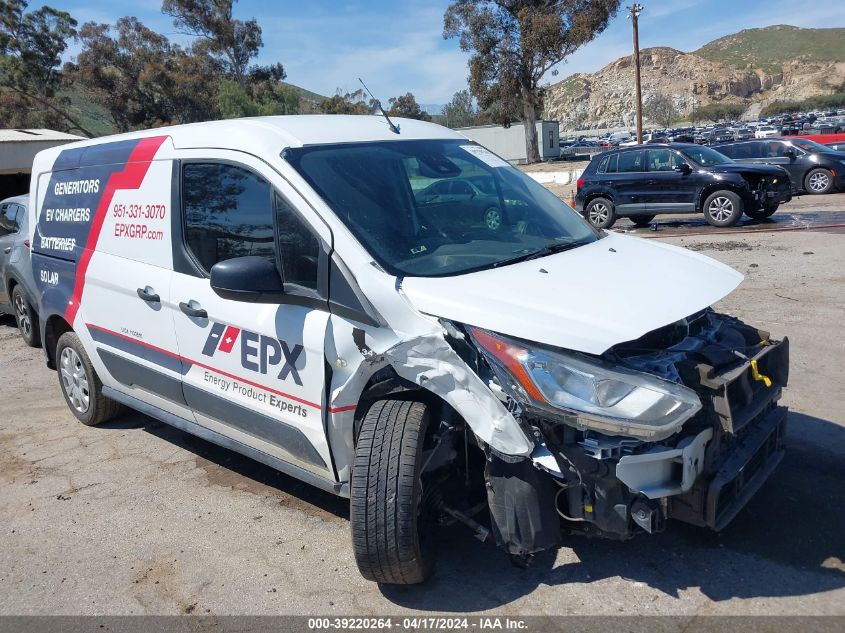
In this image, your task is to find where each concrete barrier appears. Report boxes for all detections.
[524,168,584,186]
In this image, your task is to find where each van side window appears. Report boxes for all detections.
[275,192,320,290]
[182,163,274,273]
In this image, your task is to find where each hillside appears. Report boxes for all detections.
[544,25,845,131]
[695,25,845,73]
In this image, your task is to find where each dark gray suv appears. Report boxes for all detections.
[715,138,845,194]
[0,195,40,346]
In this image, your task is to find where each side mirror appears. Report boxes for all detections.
[210,256,285,303]
[674,163,692,175]
[784,148,797,159]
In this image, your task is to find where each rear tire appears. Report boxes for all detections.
[630,214,655,227]
[703,191,743,227]
[351,399,435,584]
[804,168,833,195]
[12,285,40,347]
[56,331,124,426]
[584,197,616,229]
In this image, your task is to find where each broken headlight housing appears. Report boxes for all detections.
[468,327,702,441]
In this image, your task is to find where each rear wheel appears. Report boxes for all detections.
[804,168,833,194]
[12,285,39,347]
[351,399,436,584]
[703,191,743,227]
[630,214,655,227]
[585,197,616,229]
[56,331,124,426]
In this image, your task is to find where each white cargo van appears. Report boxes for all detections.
[30,116,789,584]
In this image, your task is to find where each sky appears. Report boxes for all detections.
[34,0,845,108]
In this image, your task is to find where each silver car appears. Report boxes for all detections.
[0,194,40,346]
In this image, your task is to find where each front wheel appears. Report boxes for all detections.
[350,399,435,584]
[804,168,833,195]
[703,191,743,227]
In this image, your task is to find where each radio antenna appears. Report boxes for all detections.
[359,78,400,134]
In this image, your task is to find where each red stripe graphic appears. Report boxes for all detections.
[217,326,240,353]
[85,323,357,414]
[65,136,168,325]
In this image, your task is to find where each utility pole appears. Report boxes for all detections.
[628,3,644,144]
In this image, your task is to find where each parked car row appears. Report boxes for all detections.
[0,194,40,347]
[574,143,793,229]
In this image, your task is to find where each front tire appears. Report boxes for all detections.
[12,285,40,347]
[351,399,435,584]
[56,331,123,426]
[585,197,616,229]
[703,191,743,227]
[804,168,833,194]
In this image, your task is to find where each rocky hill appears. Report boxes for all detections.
[543,25,845,131]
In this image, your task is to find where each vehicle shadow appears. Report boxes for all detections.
[381,411,845,611]
[100,410,351,521]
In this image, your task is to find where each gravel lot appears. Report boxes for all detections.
[1,206,843,616]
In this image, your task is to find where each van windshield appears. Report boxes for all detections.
[284,140,598,277]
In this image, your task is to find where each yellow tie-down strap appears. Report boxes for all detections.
[750,359,772,388]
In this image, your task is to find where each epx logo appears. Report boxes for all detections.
[202,322,304,385]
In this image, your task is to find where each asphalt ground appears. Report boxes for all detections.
[0,198,843,617]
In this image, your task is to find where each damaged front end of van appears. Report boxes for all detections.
[443,309,789,559]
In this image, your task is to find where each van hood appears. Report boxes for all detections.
[400,232,743,356]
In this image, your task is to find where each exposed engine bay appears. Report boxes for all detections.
[431,310,789,559]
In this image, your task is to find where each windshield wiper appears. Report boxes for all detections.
[491,240,586,268]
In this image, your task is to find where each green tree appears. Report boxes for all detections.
[320,88,374,115]
[0,0,90,133]
[442,89,479,128]
[689,102,744,123]
[386,92,431,121]
[67,17,219,131]
[162,0,261,85]
[444,0,621,163]
[218,69,299,119]
[643,94,678,129]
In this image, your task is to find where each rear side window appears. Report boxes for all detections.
[617,151,644,173]
[597,156,609,173]
[602,154,618,173]
[183,163,274,272]
[0,203,19,235]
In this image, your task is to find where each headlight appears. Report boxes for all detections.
[468,328,702,440]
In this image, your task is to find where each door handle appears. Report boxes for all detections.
[136,286,160,302]
[3,247,10,254]
[179,301,208,319]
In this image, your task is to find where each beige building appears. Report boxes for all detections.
[0,129,86,199]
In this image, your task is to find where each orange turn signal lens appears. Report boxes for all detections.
[468,327,546,403]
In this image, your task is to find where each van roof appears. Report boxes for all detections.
[41,115,467,157]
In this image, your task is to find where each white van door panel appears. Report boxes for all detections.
[170,276,333,476]
[169,149,335,478]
